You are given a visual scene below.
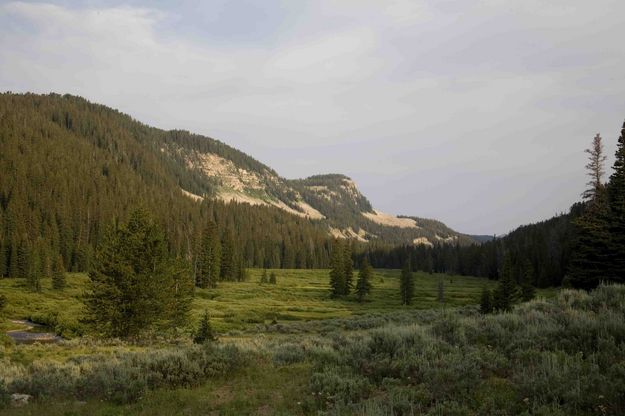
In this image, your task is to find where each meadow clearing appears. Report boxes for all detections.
[7,270,615,416]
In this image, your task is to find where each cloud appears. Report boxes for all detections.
[1,0,624,234]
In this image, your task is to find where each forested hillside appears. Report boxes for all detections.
[0,92,476,281]
[0,93,334,279]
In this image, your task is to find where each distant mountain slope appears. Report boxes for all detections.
[0,92,475,255]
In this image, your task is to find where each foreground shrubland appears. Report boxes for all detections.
[1,284,624,415]
[287,284,625,415]
[1,343,245,405]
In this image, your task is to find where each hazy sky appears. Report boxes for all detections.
[1,0,624,235]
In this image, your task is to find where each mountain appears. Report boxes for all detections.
[167,129,475,246]
[0,92,475,275]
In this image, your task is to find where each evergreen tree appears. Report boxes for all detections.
[198,221,221,288]
[329,240,346,297]
[84,209,193,338]
[607,120,625,282]
[26,242,41,292]
[269,271,277,284]
[492,254,518,311]
[193,310,216,344]
[479,287,493,314]
[343,243,354,294]
[570,133,611,289]
[0,293,6,313]
[355,257,372,302]
[220,230,236,281]
[260,269,268,284]
[399,260,414,305]
[520,259,536,302]
[165,258,195,329]
[52,254,66,290]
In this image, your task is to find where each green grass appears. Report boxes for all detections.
[0,269,563,415]
[0,270,556,335]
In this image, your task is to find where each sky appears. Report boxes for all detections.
[1,0,624,235]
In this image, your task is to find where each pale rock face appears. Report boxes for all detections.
[413,237,433,247]
[363,210,418,229]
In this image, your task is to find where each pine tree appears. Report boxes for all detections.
[198,221,221,288]
[400,260,414,305]
[479,287,493,314]
[260,269,268,284]
[355,257,372,302]
[85,209,193,338]
[607,120,625,282]
[329,240,346,297]
[26,242,41,292]
[492,254,518,311]
[269,271,277,284]
[193,310,216,344]
[52,255,66,290]
[570,133,611,289]
[520,259,536,302]
[220,230,236,281]
[343,243,353,294]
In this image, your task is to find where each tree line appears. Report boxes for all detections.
[359,120,625,291]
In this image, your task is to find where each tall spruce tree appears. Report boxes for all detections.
[198,221,221,288]
[84,209,193,338]
[220,230,236,281]
[399,260,414,305]
[607,120,625,282]
[343,242,354,295]
[520,259,536,302]
[329,240,346,297]
[355,257,373,302]
[492,254,518,311]
[52,254,66,290]
[569,133,611,289]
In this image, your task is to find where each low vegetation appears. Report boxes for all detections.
[2,283,624,415]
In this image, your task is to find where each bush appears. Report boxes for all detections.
[5,344,245,404]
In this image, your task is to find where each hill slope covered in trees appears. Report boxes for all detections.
[0,92,474,278]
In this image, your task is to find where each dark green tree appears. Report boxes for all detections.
[570,133,611,289]
[607,120,625,282]
[479,287,493,314]
[193,310,216,344]
[220,230,236,281]
[355,257,373,302]
[329,240,346,297]
[52,254,66,290]
[84,209,193,338]
[0,293,6,313]
[198,221,221,288]
[520,259,536,302]
[343,243,354,294]
[260,269,268,284]
[269,271,277,284]
[492,254,518,311]
[399,261,414,305]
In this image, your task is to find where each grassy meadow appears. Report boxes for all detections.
[0,269,531,337]
[0,269,591,416]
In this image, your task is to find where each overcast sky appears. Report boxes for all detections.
[1,0,624,235]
